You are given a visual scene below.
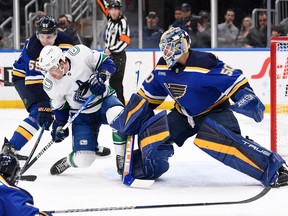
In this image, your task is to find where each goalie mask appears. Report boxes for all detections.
[39,45,66,75]
[159,27,191,69]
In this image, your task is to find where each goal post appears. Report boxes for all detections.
[270,36,288,160]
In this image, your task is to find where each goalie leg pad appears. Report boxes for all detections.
[110,93,154,135]
[194,117,284,186]
[132,111,174,179]
[132,144,174,179]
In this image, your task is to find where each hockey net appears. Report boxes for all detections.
[270,36,288,160]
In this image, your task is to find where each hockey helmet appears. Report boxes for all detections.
[159,27,191,69]
[37,15,57,34]
[0,153,20,185]
[39,45,65,74]
[107,0,122,8]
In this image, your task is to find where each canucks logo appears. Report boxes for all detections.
[74,80,90,103]
[164,83,187,100]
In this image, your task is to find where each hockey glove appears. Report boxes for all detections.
[51,120,69,143]
[88,72,107,96]
[37,102,54,130]
[230,87,265,122]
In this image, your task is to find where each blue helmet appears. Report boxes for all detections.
[159,27,191,69]
[0,153,20,184]
[37,16,57,34]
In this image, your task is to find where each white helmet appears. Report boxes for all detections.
[38,45,65,74]
[159,27,191,69]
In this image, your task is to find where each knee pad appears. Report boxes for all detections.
[69,151,96,168]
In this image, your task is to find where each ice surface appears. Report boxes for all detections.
[0,109,286,216]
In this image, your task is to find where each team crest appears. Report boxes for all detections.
[164,83,187,100]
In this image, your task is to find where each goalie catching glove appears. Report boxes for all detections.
[51,120,69,143]
[37,102,54,130]
[88,72,107,97]
[230,87,265,122]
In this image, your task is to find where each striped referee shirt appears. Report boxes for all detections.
[97,0,131,53]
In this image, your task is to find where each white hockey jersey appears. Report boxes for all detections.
[43,44,114,114]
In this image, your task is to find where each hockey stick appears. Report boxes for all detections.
[122,60,154,188]
[19,175,37,181]
[21,94,96,174]
[0,79,13,86]
[20,123,46,176]
[45,186,271,214]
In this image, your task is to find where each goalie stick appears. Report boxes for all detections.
[122,60,154,188]
[20,94,95,174]
[45,186,271,214]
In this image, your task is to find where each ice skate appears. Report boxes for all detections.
[50,157,71,175]
[271,164,288,188]
[1,137,28,160]
[116,155,124,175]
[96,146,111,156]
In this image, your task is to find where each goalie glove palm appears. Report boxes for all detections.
[51,121,69,143]
[230,88,265,122]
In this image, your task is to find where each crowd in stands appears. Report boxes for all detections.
[0,1,288,49]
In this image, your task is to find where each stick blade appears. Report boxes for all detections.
[123,174,154,188]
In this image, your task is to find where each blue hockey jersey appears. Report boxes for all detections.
[0,176,40,215]
[12,31,74,85]
[138,50,248,117]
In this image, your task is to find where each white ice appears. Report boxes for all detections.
[0,109,286,216]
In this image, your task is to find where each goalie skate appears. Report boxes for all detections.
[50,157,71,175]
[271,165,288,188]
[1,137,28,160]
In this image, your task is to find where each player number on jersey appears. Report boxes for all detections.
[220,64,234,76]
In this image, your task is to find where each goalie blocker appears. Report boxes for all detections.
[112,94,174,179]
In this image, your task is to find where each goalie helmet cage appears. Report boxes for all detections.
[270,36,288,160]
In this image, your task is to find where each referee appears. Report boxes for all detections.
[97,0,131,105]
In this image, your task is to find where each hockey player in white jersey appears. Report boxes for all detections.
[38,44,126,175]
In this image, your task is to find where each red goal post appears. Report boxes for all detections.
[270,36,288,160]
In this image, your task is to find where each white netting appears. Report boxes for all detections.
[275,42,288,160]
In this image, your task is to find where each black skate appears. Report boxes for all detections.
[96,146,111,156]
[116,155,124,175]
[271,165,288,188]
[1,137,28,160]
[50,157,71,175]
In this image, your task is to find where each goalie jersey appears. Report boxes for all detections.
[0,176,41,215]
[138,50,248,117]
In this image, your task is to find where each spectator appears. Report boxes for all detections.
[280,18,288,35]
[271,25,285,37]
[97,0,131,105]
[32,11,46,33]
[236,16,252,47]
[0,26,12,49]
[217,8,239,47]
[195,10,211,48]
[244,13,267,48]
[171,3,199,47]
[168,6,182,28]
[0,27,4,48]
[57,14,82,44]
[143,11,164,48]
